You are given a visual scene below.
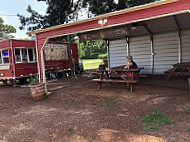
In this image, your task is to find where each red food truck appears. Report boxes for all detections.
[0,39,80,84]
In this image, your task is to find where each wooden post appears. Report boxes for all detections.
[67,35,74,76]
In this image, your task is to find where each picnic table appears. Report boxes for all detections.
[165,62,190,80]
[92,67,144,92]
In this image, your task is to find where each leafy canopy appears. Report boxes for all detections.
[83,0,157,15]
[18,0,82,31]
[0,17,16,40]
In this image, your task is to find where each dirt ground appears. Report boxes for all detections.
[0,73,190,142]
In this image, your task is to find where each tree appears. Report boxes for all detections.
[0,17,16,40]
[18,0,82,31]
[83,0,157,15]
[82,0,117,16]
[76,39,107,59]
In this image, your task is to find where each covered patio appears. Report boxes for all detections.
[28,0,190,92]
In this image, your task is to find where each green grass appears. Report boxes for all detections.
[140,111,173,131]
[187,127,190,132]
[106,101,117,106]
[82,59,103,70]
[184,110,190,115]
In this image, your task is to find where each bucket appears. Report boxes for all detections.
[29,83,46,100]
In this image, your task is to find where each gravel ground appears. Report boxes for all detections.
[0,74,190,142]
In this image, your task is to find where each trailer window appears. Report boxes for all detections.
[15,49,21,62]
[21,49,27,63]
[28,48,34,61]
[2,50,9,64]
[15,48,36,63]
[34,49,36,61]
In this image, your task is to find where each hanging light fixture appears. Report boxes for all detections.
[98,19,108,27]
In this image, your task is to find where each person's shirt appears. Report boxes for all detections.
[129,60,138,69]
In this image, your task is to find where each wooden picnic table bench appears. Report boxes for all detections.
[92,79,138,92]
[165,62,190,80]
[92,67,144,92]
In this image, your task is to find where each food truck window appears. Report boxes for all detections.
[15,48,36,63]
[21,49,28,63]
[15,48,21,63]
[2,50,9,64]
[34,49,36,61]
[28,48,34,62]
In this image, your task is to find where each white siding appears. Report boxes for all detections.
[182,30,190,62]
[154,31,178,74]
[129,35,152,74]
[109,39,128,68]
[109,30,190,75]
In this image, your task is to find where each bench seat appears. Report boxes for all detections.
[91,79,138,92]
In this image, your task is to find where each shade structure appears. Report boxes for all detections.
[28,0,190,84]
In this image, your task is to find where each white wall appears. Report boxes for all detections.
[129,35,152,74]
[153,31,179,74]
[182,30,190,62]
[109,39,128,68]
[109,30,190,75]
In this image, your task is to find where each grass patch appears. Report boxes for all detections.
[106,101,117,106]
[187,127,190,132]
[140,111,173,131]
[82,59,103,70]
[184,110,190,115]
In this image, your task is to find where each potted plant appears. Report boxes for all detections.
[27,76,46,100]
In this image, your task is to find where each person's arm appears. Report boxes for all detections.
[124,62,132,69]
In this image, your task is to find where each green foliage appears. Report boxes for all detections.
[77,40,107,59]
[18,0,82,31]
[19,38,31,41]
[106,101,117,106]
[187,127,190,132]
[83,0,117,16]
[98,53,108,59]
[0,17,16,40]
[6,80,11,85]
[27,76,39,85]
[184,110,190,115]
[140,111,173,131]
[83,0,156,15]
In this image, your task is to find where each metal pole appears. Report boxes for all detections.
[144,25,154,74]
[178,36,182,63]
[150,35,154,74]
[41,49,47,94]
[173,15,182,63]
[34,35,41,82]
[125,35,130,56]
[106,40,110,70]
[67,35,74,76]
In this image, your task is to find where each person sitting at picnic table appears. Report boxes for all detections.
[121,56,138,80]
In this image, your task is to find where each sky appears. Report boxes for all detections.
[0,0,48,39]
